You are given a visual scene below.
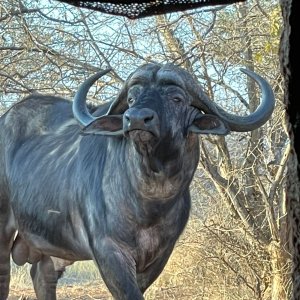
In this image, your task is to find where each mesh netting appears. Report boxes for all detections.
[58,0,245,19]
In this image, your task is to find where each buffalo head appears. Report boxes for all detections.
[72,63,274,146]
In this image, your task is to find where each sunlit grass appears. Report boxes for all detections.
[11,260,101,287]
[10,218,270,299]
[59,261,100,285]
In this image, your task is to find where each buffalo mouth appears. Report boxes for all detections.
[126,129,161,172]
[126,129,157,143]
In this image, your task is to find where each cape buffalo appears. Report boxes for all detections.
[0,63,274,299]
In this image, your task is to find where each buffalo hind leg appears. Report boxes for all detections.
[0,204,15,300]
[30,255,64,300]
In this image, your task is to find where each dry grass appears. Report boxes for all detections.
[9,262,110,300]
[9,217,264,300]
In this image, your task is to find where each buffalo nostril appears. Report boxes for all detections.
[124,113,130,122]
[144,115,154,124]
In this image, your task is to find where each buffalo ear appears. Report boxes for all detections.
[188,114,230,135]
[81,115,123,136]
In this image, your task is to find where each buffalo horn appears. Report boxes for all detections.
[191,69,275,132]
[73,68,112,126]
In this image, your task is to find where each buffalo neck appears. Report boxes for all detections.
[123,133,200,202]
[79,133,199,229]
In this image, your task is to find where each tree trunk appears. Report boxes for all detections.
[280,0,300,299]
[268,242,290,299]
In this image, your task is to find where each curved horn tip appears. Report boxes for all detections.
[240,68,249,73]
[87,68,113,88]
[73,68,112,127]
[239,68,264,81]
[94,68,113,79]
[100,67,113,74]
[240,68,254,76]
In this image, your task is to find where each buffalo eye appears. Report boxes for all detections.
[127,97,135,106]
[173,97,182,103]
[164,86,185,103]
[172,95,184,103]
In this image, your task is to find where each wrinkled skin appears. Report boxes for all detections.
[0,63,273,299]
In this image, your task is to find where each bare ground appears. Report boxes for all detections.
[8,283,112,300]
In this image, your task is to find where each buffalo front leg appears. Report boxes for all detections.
[94,238,144,300]
[30,255,64,300]
[0,205,15,300]
[137,246,174,293]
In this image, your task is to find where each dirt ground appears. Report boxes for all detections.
[8,284,112,300]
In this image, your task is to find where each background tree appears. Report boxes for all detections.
[0,0,289,299]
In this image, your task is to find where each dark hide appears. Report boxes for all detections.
[0,63,270,299]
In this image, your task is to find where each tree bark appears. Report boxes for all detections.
[268,241,290,299]
[280,0,300,298]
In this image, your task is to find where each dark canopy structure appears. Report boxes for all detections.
[57,0,246,19]
[281,1,300,299]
